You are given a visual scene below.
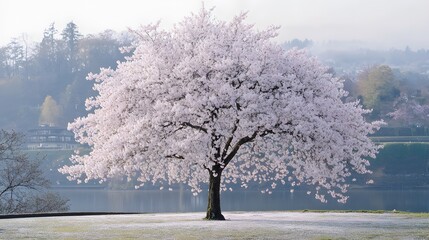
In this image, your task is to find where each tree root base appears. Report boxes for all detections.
[205,213,225,220]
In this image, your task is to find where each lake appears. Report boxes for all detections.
[54,188,429,213]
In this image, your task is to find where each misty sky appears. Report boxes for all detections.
[1,0,429,49]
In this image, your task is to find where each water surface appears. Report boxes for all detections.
[55,188,429,213]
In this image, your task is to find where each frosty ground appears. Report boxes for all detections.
[1,211,428,239]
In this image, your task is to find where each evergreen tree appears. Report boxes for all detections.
[38,23,59,72]
[5,39,24,78]
[61,21,82,73]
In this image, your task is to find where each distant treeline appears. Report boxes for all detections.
[372,127,429,137]
[285,39,429,127]
[0,22,133,130]
[284,38,429,76]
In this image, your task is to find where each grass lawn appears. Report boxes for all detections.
[0,211,428,239]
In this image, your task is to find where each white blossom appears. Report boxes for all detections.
[60,7,383,203]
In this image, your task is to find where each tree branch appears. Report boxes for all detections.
[165,154,185,160]
[223,131,258,167]
[221,119,239,160]
[180,122,207,133]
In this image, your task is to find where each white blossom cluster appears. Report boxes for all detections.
[60,8,383,203]
[389,94,429,127]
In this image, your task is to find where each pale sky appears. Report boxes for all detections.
[1,0,429,49]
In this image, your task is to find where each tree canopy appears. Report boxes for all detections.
[356,65,400,118]
[60,8,382,219]
[39,95,62,126]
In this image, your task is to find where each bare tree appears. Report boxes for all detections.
[0,130,69,214]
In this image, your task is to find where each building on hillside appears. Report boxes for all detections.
[25,125,80,150]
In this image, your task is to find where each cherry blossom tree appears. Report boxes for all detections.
[60,8,383,220]
[389,94,429,127]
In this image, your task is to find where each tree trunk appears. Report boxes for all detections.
[205,166,225,220]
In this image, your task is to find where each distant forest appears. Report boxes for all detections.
[0,22,133,130]
[1,24,429,131]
